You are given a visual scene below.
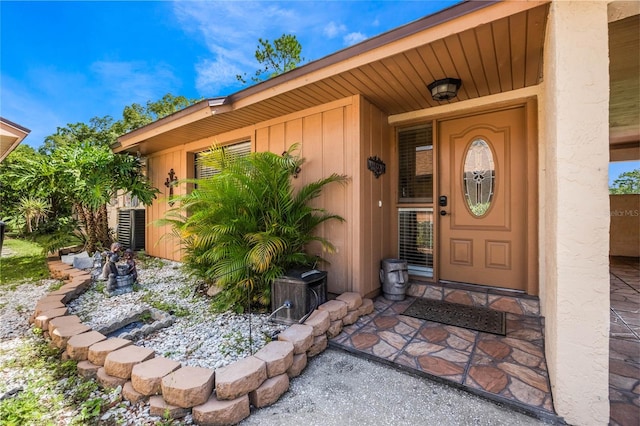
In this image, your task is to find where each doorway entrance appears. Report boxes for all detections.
[438,107,528,291]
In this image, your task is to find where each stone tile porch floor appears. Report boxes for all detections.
[329,257,640,425]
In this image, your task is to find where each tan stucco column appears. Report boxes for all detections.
[541,1,610,425]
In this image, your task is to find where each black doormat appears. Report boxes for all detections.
[402,298,506,335]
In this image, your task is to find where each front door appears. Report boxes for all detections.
[438,107,527,291]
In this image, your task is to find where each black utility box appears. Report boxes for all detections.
[271,269,327,325]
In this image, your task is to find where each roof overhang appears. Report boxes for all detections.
[117,0,552,155]
[608,2,640,160]
[0,117,31,162]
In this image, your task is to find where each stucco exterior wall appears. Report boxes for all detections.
[541,1,610,424]
[610,194,640,257]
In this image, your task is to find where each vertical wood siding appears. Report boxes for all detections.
[145,148,186,261]
[357,97,393,297]
[145,95,392,297]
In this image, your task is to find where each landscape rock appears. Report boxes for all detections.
[307,334,328,357]
[358,298,375,316]
[77,360,101,379]
[149,395,190,419]
[192,394,250,426]
[131,357,181,396]
[301,309,330,336]
[104,345,155,379]
[336,292,363,310]
[253,341,294,378]
[326,319,343,338]
[51,322,91,349]
[66,330,107,360]
[287,353,307,378]
[97,367,128,389]
[248,373,289,408]
[88,338,132,366]
[161,366,215,408]
[122,381,146,403]
[34,307,68,330]
[317,299,348,321]
[277,324,314,354]
[342,309,360,326]
[215,356,267,400]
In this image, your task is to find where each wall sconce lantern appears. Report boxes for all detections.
[164,168,178,205]
[427,78,461,101]
[367,156,386,178]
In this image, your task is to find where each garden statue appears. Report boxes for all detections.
[123,249,138,283]
[101,242,123,280]
[105,254,119,292]
[380,258,409,301]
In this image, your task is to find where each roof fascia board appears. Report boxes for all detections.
[117,98,230,148]
[229,1,549,110]
[0,117,31,136]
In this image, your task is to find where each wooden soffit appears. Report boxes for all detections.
[609,12,640,154]
[117,1,550,155]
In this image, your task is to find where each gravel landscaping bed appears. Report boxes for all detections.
[67,258,286,370]
[0,256,287,425]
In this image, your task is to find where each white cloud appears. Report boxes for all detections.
[171,1,320,94]
[195,59,242,94]
[323,21,346,39]
[90,61,180,106]
[343,32,367,46]
[170,1,394,93]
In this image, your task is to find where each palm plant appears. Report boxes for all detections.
[17,197,50,233]
[162,144,347,312]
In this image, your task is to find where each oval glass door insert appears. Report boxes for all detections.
[463,139,495,216]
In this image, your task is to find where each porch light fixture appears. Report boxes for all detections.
[427,78,461,101]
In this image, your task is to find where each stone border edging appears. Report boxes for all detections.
[34,258,374,425]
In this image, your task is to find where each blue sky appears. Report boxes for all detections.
[1,1,636,183]
[1,0,458,149]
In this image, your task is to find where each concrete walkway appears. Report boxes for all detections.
[240,348,550,426]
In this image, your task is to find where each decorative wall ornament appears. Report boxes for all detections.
[282,150,302,178]
[164,168,178,205]
[367,156,386,178]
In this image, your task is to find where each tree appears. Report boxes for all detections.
[610,169,640,194]
[4,93,198,252]
[236,34,304,84]
[112,93,200,135]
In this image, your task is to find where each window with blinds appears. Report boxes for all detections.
[398,208,434,277]
[194,141,251,179]
[398,125,433,203]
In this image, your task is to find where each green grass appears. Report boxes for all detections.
[0,239,49,286]
[0,333,109,425]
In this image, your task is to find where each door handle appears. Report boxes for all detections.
[440,210,448,216]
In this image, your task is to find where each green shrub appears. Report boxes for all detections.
[160,144,346,312]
